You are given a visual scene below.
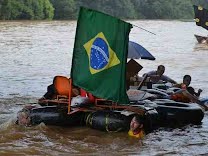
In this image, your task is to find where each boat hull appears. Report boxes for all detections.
[194,34,208,44]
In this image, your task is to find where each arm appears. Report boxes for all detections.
[143,71,156,77]
[161,75,177,84]
[182,90,200,103]
[187,87,202,97]
[196,89,203,97]
[182,90,208,110]
[172,83,181,88]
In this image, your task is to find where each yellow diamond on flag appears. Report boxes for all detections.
[83,32,120,74]
[206,22,208,26]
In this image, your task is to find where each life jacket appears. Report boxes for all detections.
[128,130,145,139]
[171,93,190,103]
[171,83,191,102]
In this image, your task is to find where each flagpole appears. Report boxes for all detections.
[132,24,156,35]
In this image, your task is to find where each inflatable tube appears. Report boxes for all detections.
[17,106,85,126]
[142,88,170,99]
[85,111,130,132]
[143,108,160,133]
[153,100,204,126]
[152,83,171,90]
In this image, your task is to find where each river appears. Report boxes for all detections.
[0,20,208,155]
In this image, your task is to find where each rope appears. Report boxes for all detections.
[132,24,156,35]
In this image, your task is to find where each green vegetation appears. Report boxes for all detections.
[0,0,207,20]
[0,0,54,20]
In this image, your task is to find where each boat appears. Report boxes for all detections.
[193,5,208,44]
[194,34,208,44]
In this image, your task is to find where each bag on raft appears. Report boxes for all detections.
[71,95,90,107]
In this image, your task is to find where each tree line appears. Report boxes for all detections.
[0,0,207,20]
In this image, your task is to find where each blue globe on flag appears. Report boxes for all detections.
[90,37,109,70]
[84,32,120,74]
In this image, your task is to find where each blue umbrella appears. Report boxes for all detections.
[128,41,155,60]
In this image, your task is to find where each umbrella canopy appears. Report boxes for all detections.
[128,41,155,60]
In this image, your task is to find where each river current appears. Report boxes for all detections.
[0,20,208,155]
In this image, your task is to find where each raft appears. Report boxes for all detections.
[17,103,160,133]
[17,86,205,133]
[17,98,204,133]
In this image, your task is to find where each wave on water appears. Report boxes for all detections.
[193,43,208,51]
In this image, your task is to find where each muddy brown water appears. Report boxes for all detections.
[0,20,208,155]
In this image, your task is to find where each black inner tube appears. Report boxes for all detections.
[17,106,85,126]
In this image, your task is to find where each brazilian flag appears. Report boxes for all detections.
[71,7,132,104]
[194,5,208,30]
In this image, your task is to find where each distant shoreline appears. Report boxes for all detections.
[0,19,195,22]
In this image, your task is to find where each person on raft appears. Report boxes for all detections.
[128,115,145,139]
[143,65,177,84]
[173,75,202,97]
[171,75,203,105]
